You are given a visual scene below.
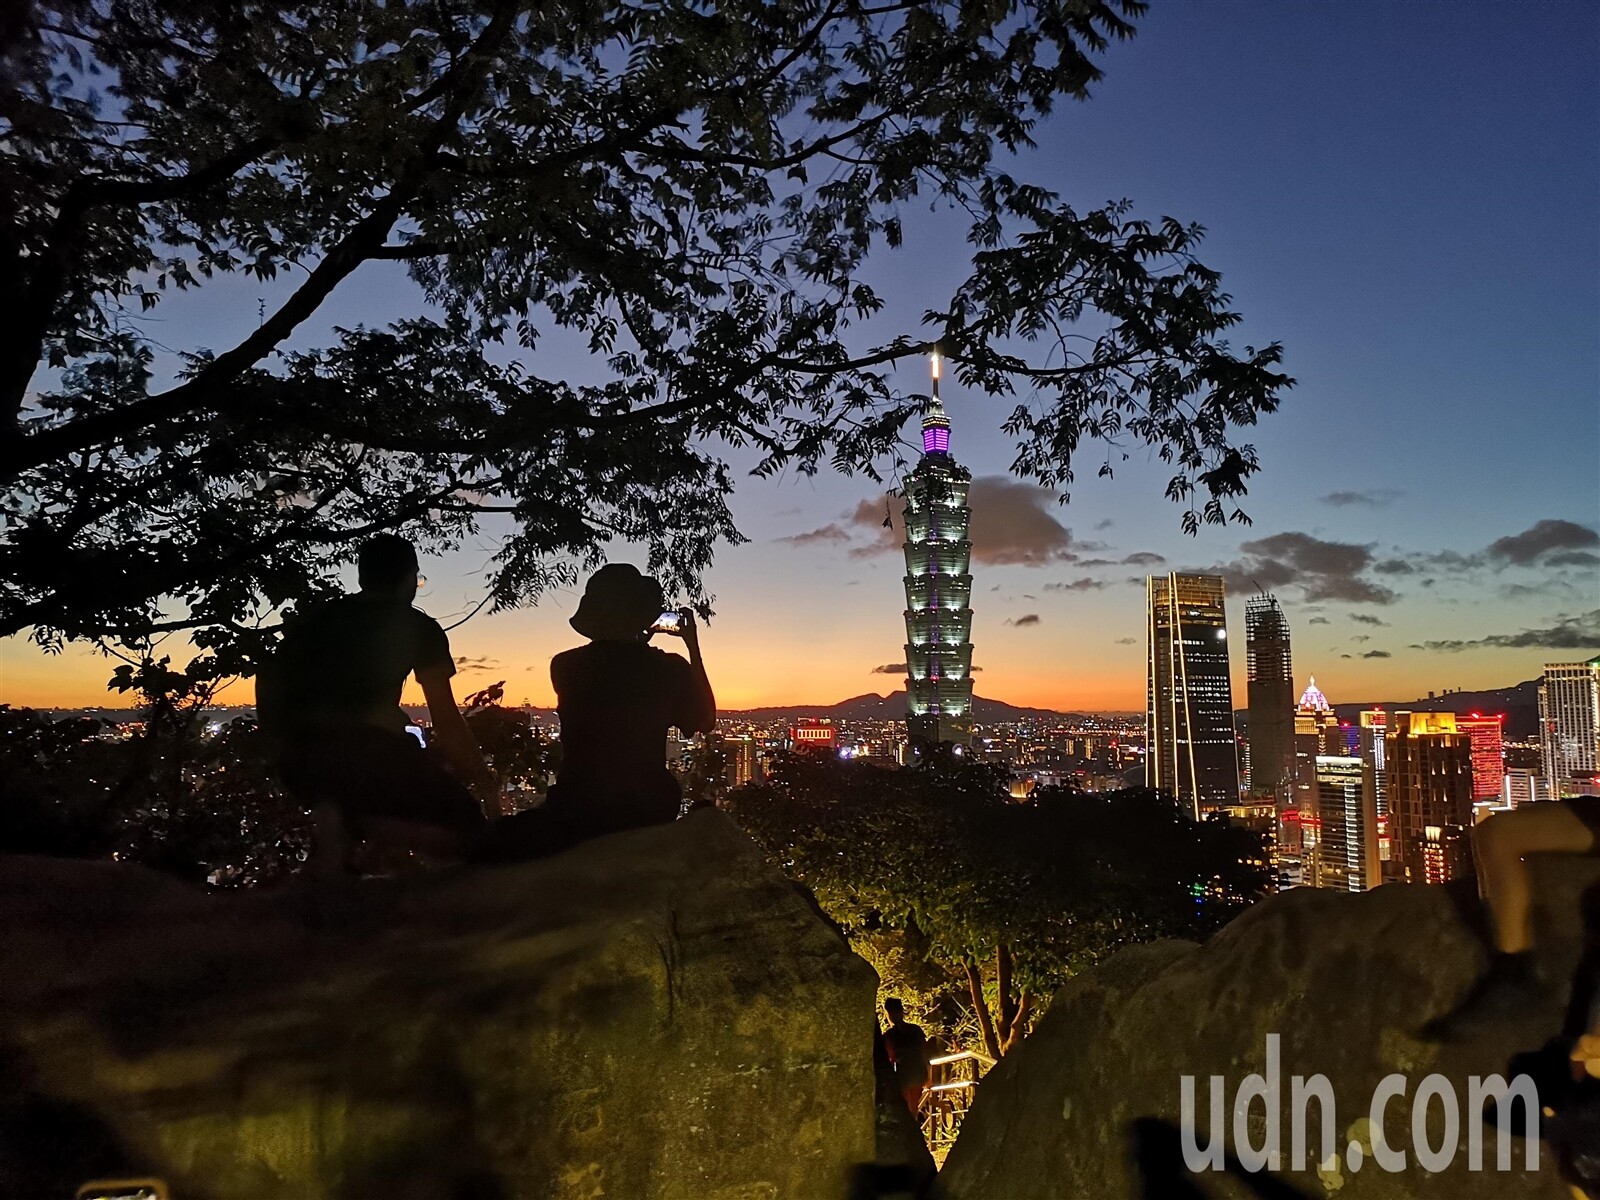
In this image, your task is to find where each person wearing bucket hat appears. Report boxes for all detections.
[480,563,715,860]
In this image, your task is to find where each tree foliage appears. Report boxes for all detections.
[2,0,1289,674]
[0,700,312,886]
[724,755,1268,1056]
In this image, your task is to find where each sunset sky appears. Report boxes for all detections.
[3,2,1597,714]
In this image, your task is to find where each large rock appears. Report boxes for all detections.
[0,811,879,1199]
[942,859,1600,1199]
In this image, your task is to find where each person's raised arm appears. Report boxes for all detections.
[671,609,716,734]
[417,665,497,806]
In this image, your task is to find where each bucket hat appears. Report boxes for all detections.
[569,564,666,640]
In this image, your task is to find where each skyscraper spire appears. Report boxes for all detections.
[922,348,951,455]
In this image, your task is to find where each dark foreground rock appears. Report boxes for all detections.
[0,810,879,1199]
[941,859,1600,1199]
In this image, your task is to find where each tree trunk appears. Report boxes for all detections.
[1000,991,1034,1055]
[995,944,1017,1045]
[965,959,1001,1061]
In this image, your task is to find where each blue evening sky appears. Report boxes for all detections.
[5,0,1596,711]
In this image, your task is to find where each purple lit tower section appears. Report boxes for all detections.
[901,351,974,749]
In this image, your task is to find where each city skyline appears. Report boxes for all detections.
[2,2,1597,712]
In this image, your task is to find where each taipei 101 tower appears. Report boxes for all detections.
[901,351,975,749]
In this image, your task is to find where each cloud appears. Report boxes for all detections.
[844,477,1104,566]
[1502,580,1582,601]
[777,523,852,546]
[1322,489,1403,508]
[1006,614,1042,627]
[842,497,903,557]
[1350,614,1388,627]
[1362,650,1392,659]
[1122,551,1167,566]
[870,663,908,674]
[1212,531,1397,604]
[1094,518,1115,531]
[454,655,501,673]
[1044,579,1106,592]
[1549,550,1600,567]
[1413,609,1600,652]
[1115,636,1137,645]
[1308,617,1330,625]
[1487,520,1600,566]
[966,478,1096,566]
[1373,558,1416,575]
[1352,635,1371,644]
[969,665,984,672]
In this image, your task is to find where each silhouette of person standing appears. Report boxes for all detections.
[481,563,714,860]
[882,998,932,1114]
[258,535,494,866]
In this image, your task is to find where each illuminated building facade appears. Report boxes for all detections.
[1245,594,1296,798]
[901,352,975,749]
[1539,658,1600,798]
[1503,767,1550,808]
[1455,713,1505,801]
[788,719,838,755]
[1145,572,1240,818]
[1358,709,1393,877]
[1387,711,1474,884]
[727,736,761,787]
[1292,678,1340,817]
[1316,754,1379,892]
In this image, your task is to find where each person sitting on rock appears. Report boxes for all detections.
[882,998,932,1114]
[1428,797,1600,1036]
[479,563,714,861]
[257,534,496,870]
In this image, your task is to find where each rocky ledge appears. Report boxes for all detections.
[0,810,879,1200]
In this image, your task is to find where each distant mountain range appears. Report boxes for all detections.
[721,692,1106,724]
[1234,679,1542,741]
[1332,679,1541,741]
[32,681,1542,737]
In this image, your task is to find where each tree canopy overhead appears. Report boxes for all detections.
[1,0,1291,674]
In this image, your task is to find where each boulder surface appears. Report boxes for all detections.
[941,859,1600,1199]
[0,810,878,1200]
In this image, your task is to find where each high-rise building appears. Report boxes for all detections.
[902,351,975,749]
[788,719,838,755]
[1245,594,1295,798]
[1292,677,1340,807]
[1316,754,1380,892]
[1357,709,1393,877]
[1387,712,1475,884]
[727,736,761,788]
[1145,572,1240,818]
[1502,767,1551,808]
[1539,658,1600,798]
[1454,713,1506,801]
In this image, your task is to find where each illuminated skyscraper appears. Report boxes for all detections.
[1245,594,1295,798]
[1145,572,1240,818]
[1358,709,1393,876]
[902,351,974,749]
[1387,711,1474,884]
[1454,713,1506,801]
[1539,658,1600,797]
[1316,754,1379,892]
